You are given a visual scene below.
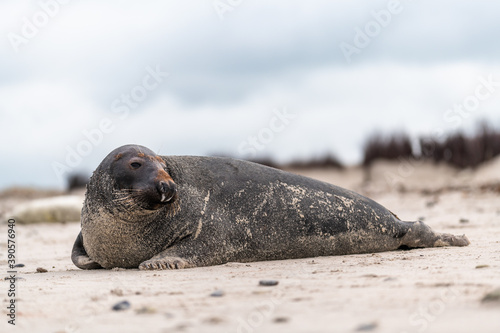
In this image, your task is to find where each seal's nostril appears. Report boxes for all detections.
[158,181,176,203]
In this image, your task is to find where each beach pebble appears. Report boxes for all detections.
[259,280,279,286]
[425,200,437,208]
[136,306,156,314]
[210,290,225,297]
[36,267,48,273]
[459,218,469,224]
[110,288,124,296]
[356,322,378,331]
[204,316,224,324]
[112,300,131,311]
[273,316,289,323]
[481,288,500,304]
[14,263,25,268]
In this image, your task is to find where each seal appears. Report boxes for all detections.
[71,144,469,270]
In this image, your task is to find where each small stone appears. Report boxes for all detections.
[426,200,437,208]
[204,316,224,324]
[110,288,124,296]
[475,265,490,269]
[259,280,279,286]
[210,290,225,297]
[362,274,378,278]
[481,288,500,304]
[136,306,156,314]
[459,218,469,224]
[112,300,131,311]
[273,316,289,323]
[14,263,25,268]
[36,267,48,273]
[356,322,378,331]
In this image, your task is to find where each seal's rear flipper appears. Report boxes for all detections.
[71,231,103,270]
[399,221,470,249]
[433,233,470,247]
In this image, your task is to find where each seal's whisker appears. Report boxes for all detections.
[113,197,134,203]
[112,195,135,201]
[114,189,145,193]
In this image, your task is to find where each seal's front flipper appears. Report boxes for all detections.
[71,231,103,270]
[400,221,470,249]
[139,254,194,270]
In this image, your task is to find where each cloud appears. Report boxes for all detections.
[77,62,500,164]
[1,1,500,189]
[3,0,500,107]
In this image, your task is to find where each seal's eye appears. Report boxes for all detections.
[130,162,142,169]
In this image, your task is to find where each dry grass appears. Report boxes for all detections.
[362,121,500,169]
[420,123,500,169]
[362,132,413,167]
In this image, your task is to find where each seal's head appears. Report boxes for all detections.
[97,145,177,212]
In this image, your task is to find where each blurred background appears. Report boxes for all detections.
[1,0,499,190]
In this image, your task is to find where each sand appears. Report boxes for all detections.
[1,159,499,333]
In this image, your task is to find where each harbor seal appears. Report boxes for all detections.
[71,144,469,270]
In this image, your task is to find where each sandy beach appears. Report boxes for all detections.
[3,1,500,332]
[1,159,499,333]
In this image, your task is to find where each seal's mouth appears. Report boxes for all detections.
[112,183,177,212]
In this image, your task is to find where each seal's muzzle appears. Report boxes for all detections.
[157,180,176,203]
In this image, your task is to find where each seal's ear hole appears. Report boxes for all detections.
[130,162,142,169]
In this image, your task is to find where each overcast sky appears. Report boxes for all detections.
[1,0,500,189]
